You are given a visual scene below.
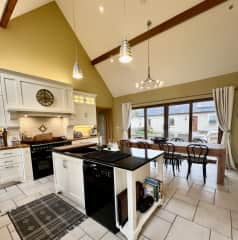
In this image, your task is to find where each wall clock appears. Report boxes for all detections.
[36,89,54,107]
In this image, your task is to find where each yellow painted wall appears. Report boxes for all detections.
[0,2,112,108]
[113,72,238,163]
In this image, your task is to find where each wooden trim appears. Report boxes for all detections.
[91,0,227,65]
[0,0,18,28]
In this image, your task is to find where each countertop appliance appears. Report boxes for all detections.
[25,139,72,180]
[83,161,119,233]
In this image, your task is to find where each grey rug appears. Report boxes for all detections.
[8,193,87,240]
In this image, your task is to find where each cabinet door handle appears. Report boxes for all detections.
[63,160,67,169]
[2,152,13,155]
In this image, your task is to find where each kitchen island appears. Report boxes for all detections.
[53,144,164,240]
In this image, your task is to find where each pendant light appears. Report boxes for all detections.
[119,0,133,64]
[136,20,160,90]
[72,0,83,80]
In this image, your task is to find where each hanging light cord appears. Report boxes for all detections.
[73,0,78,62]
[147,20,152,79]
[123,0,127,39]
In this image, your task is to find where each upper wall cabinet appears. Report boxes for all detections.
[69,91,97,126]
[0,73,73,115]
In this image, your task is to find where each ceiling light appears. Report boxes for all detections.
[73,62,83,79]
[119,0,133,64]
[136,20,161,90]
[99,5,104,13]
[72,0,83,80]
[109,56,114,63]
[119,39,132,63]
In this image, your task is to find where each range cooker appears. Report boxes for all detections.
[24,139,72,179]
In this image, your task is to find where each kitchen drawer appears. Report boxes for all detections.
[0,155,23,167]
[0,164,24,184]
[0,149,22,159]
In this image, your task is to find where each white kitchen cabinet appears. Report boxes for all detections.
[53,153,85,209]
[0,149,25,184]
[69,91,97,126]
[0,95,6,128]
[0,72,73,115]
[23,148,33,181]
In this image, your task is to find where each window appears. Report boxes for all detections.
[147,106,164,139]
[129,98,219,144]
[168,104,190,141]
[192,101,218,144]
[130,108,145,139]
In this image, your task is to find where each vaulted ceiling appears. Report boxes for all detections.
[8,0,238,97]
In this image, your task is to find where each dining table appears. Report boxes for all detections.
[120,139,226,185]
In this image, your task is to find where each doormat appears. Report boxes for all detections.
[8,193,87,240]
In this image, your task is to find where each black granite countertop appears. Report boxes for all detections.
[53,146,164,171]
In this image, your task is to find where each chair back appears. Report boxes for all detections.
[160,142,175,160]
[186,144,208,163]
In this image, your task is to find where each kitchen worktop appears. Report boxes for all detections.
[0,144,29,151]
[53,145,164,171]
[68,136,98,141]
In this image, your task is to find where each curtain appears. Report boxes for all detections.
[122,102,132,139]
[212,86,236,169]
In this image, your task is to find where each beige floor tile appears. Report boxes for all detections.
[194,201,231,237]
[60,232,78,240]
[187,185,215,204]
[215,191,238,212]
[10,231,21,240]
[80,235,93,240]
[0,200,16,215]
[101,232,120,240]
[174,191,198,206]
[0,214,11,228]
[155,208,176,223]
[233,229,238,240]
[231,211,238,230]
[165,198,196,220]
[8,223,15,232]
[80,218,108,240]
[142,215,171,240]
[69,226,85,239]
[210,231,231,240]
[166,217,210,240]
[0,227,12,240]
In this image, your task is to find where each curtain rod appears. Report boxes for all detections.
[132,92,211,107]
[132,87,238,107]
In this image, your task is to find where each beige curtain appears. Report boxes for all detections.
[212,86,236,169]
[122,103,132,139]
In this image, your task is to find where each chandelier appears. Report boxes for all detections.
[136,20,161,90]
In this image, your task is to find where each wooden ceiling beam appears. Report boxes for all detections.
[91,0,228,65]
[0,0,18,28]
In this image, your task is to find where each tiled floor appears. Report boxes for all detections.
[0,162,238,240]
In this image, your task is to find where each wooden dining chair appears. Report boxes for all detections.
[186,144,209,184]
[160,142,181,176]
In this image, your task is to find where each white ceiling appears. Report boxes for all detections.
[11,0,52,19]
[8,0,238,97]
[0,0,8,20]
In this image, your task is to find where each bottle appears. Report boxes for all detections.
[2,128,8,147]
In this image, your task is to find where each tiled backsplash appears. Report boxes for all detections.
[19,117,68,138]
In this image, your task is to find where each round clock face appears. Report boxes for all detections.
[36,89,54,107]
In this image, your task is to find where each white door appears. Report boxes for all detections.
[53,156,68,193]
[67,159,85,208]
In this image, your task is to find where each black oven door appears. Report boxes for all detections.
[31,148,53,180]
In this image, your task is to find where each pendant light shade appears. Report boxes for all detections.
[72,62,83,80]
[119,0,132,64]
[136,20,161,90]
[119,39,133,63]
